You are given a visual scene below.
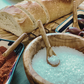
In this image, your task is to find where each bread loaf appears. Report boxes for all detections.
[0,5,35,36]
[0,0,84,36]
[25,0,84,22]
[15,0,48,28]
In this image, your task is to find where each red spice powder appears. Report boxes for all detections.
[0,46,16,84]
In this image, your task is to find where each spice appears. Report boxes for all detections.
[0,46,16,84]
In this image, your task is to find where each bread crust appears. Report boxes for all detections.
[29,0,84,22]
[16,0,47,26]
[56,0,72,3]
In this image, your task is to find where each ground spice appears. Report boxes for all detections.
[0,46,16,84]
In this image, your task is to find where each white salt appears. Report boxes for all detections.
[48,55,59,65]
[32,46,84,84]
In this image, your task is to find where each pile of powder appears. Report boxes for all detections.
[32,46,84,84]
[0,46,16,84]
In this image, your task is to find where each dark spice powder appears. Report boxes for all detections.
[0,46,16,84]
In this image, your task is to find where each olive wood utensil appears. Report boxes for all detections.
[38,20,60,67]
[0,33,27,67]
[3,33,27,57]
[73,0,80,30]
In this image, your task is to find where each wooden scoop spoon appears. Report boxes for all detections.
[66,0,81,35]
[0,33,27,67]
[73,0,80,29]
[38,20,60,67]
[3,33,27,57]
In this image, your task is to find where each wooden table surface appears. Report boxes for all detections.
[0,1,83,84]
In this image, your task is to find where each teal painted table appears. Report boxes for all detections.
[10,55,30,84]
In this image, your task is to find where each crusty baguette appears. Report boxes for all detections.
[25,0,84,22]
[15,0,48,28]
[0,0,84,36]
[0,5,35,36]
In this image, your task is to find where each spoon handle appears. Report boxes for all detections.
[3,33,27,57]
[73,0,80,29]
[38,20,51,48]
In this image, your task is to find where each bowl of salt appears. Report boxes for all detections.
[23,33,84,84]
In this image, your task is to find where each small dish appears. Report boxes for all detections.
[55,10,84,33]
[0,38,24,84]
